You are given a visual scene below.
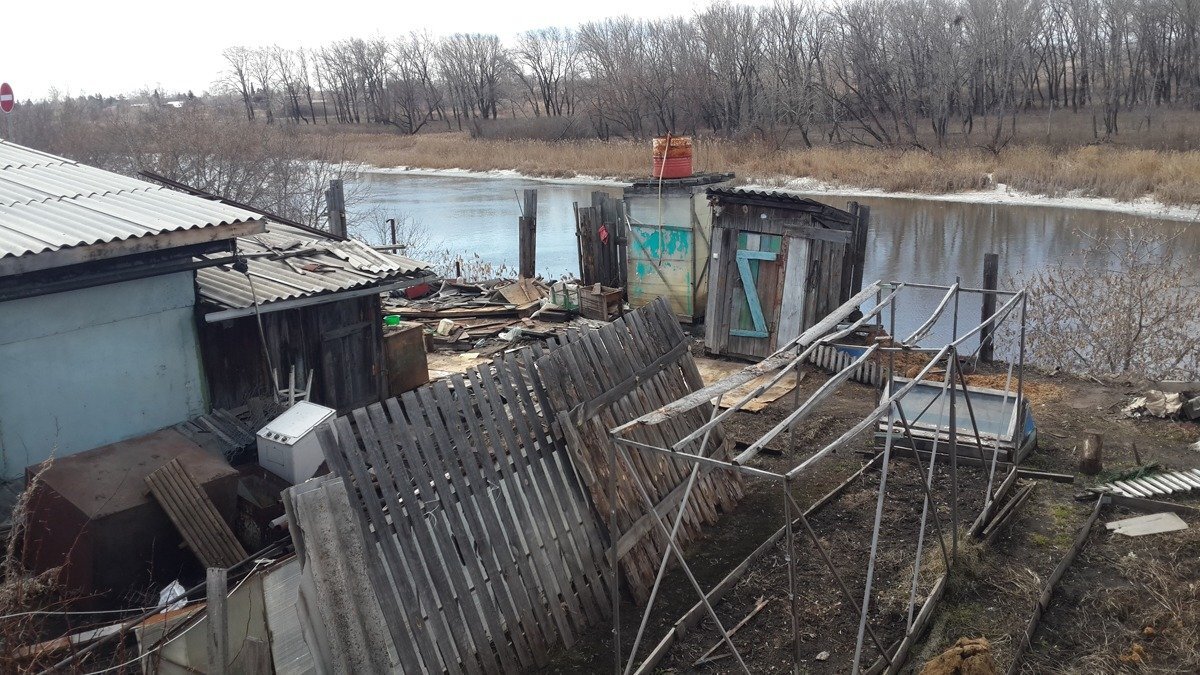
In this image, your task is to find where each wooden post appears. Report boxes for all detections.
[840,202,860,303]
[519,188,537,279]
[979,252,999,362]
[326,179,347,239]
[206,567,228,675]
[388,218,397,246]
[850,205,869,296]
[577,207,597,285]
[1079,433,1103,475]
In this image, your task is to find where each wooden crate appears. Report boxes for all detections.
[580,284,623,321]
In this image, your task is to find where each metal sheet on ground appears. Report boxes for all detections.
[693,356,801,413]
[1105,511,1188,537]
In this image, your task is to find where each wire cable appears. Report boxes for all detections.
[76,559,272,675]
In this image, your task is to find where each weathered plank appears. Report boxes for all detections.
[145,458,246,569]
[317,339,612,674]
[534,299,742,603]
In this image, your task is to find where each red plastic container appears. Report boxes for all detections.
[652,136,693,178]
[652,155,693,179]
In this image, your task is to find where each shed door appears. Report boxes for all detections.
[776,236,812,346]
[729,232,782,339]
[314,298,382,411]
[320,320,377,410]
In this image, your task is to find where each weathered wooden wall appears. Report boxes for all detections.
[197,294,383,412]
[706,201,860,361]
[575,191,627,289]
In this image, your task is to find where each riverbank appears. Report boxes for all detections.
[354,162,1200,224]
[325,129,1200,217]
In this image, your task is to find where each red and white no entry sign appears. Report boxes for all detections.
[0,83,14,113]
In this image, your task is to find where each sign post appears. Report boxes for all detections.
[1,83,14,140]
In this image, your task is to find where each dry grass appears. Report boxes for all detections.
[308,126,1200,206]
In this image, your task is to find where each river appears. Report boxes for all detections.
[350,171,1200,339]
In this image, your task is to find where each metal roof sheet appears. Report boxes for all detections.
[706,187,855,223]
[0,140,261,261]
[196,222,434,310]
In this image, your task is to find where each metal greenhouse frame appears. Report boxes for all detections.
[605,279,1030,675]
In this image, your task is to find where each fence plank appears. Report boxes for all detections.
[533,299,743,603]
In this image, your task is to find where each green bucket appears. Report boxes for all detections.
[384,315,401,326]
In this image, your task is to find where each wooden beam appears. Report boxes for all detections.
[1007,495,1105,675]
[1098,492,1200,516]
[206,568,229,675]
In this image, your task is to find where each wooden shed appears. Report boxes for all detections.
[623,173,734,322]
[704,188,869,361]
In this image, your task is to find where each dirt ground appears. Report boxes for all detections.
[539,341,1200,673]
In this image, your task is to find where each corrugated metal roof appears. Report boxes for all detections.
[196,222,433,310]
[707,187,855,223]
[0,140,261,261]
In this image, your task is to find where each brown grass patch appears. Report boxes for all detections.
[304,126,1200,206]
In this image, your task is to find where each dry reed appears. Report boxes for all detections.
[315,128,1200,207]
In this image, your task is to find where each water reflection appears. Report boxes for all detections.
[349,172,622,279]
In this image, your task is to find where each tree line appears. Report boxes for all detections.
[212,0,1200,148]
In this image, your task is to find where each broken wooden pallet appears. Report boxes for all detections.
[145,458,246,568]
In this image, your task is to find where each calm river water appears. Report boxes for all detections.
[350,171,1200,339]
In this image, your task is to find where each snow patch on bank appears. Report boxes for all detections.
[753,175,1200,223]
[355,164,630,188]
[357,164,1200,222]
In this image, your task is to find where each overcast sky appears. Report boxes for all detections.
[3,0,737,102]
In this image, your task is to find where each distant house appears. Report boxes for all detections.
[0,140,266,478]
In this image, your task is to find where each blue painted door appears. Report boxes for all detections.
[730,232,782,338]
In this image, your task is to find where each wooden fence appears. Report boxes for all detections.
[535,298,743,603]
[806,342,889,387]
[575,191,627,290]
[318,349,611,674]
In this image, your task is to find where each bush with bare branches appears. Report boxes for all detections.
[1014,224,1200,380]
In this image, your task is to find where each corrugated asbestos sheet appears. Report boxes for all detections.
[283,476,400,674]
[0,140,260,260]
[261,558,316,675]
[196,223,433,310]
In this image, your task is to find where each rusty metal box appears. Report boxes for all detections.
[384,321,429,396]
[23,428,239,607]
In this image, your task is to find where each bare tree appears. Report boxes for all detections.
[382,32,445,134]
[220,46,256,121]
[513,27,580,116]
[249,47,276,123]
